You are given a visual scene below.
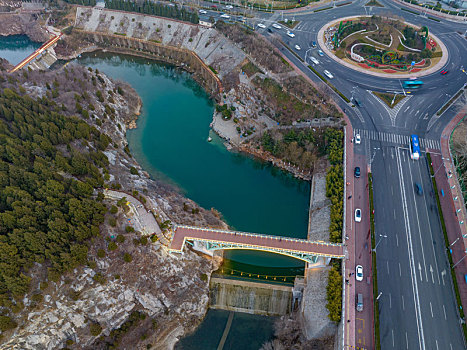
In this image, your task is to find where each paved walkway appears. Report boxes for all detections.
[103,189,164,241]
[429,108,467,319]
[169,225,345,258]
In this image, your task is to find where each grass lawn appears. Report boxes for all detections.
[278,20,300,29]
[241,61,263,77]
[373,91,406,108]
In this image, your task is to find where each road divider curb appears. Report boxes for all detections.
[307,65,351,103]
[368,173,381,350]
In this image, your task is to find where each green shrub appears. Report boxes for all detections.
[125,226,135,233]
[108,242,118,251]
[97,249,106,258]
[110,205,118,214]
[0,316,17,332]
[116,234,125,243]
[130,167,139,175]
[123,253,132,263]
[31,293,43,303]
[93,273,107,285]
[89,322,102,336]
[140,236,148,245]
[109,217,117,227]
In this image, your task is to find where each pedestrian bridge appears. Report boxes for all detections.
[9,33,61,73]
[169,225,345,263]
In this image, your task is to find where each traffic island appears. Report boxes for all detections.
[317,15,448,78]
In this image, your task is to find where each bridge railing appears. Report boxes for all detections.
[174,224,344,247]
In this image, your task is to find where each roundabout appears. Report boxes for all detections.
[317,15,448,78]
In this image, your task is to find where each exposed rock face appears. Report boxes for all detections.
[2,246,216,350]
[0,13,49,42]
[73,7,245,80]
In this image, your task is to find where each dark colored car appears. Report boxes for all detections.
[354,167,361,178]
[353,97,362,107]
[415,182,423,195]
[440,70,448,75]
[267,28,272,33]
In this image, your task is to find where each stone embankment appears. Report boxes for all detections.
[67,7,245,96]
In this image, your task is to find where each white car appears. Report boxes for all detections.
[355,133,361,144]
[355,208,362,222]
[257,23,266,29]
[318,49,324,56]
[287,31,295,38]
[323,70,334,79]
[272,23,281,29]
[225,5,233,9]
[295,45,301,51]
[310,57,319,65]
[220,14,230,19]
[199,9,207,14]
[356,265,363,282]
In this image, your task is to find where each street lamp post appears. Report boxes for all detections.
[431,157,449,177]
[373,234,387,252]
[452,250,467,269]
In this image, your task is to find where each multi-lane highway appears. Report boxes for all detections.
[205,0,467,348]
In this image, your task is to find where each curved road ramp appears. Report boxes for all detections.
[169,224,345,263]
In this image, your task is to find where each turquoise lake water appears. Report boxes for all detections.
[0,34,40,66]
[77,52,310,273]
[0,41,310,348]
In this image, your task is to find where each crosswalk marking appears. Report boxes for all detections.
[353,129,440,150]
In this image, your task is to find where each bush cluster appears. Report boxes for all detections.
[324,129,344,243]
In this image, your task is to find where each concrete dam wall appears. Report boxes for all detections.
[209,277,293,316]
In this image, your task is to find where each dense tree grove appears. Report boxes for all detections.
[0,88,110,318]
[105,0,199,24]
[326,263,342,322]
[324,128,344,243]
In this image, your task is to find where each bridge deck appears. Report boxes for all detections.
[9,33,61,73]
[170,225,345,258]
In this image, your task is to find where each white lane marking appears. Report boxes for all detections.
[396,147,425,350]
[443,304,447,320]
[389,293,392,308]
[393,208,396,218]
[450,343,453,350]
[406,332,409,349]
[430,302,433,318]
[418,262,423,281]
[407,154,429,282]
[436,340,439,350]
[392,329,395,347]
[399,262,402,276]
[402,295,405,310]
[387,260,390,274]
[441,269,446,285]
[396,233,399,247]
[415,161,442,285]
[430,265,434,284]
